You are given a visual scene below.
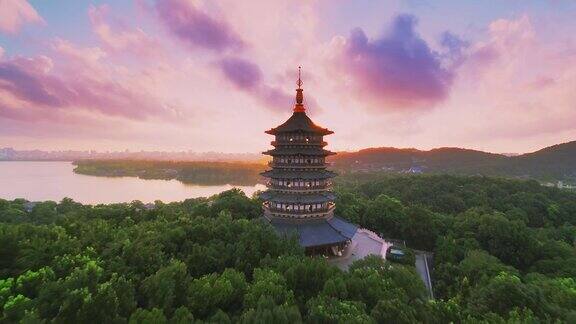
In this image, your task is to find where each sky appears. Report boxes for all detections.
[1,0,576,154]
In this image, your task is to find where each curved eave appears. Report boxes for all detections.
[264,216,358,248]
[263,149,336,156]
[260,169,337,179]
[264,112,334,136]
[266,129,334,136]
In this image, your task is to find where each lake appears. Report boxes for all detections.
[0,161,266,204]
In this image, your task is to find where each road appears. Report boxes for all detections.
[415,252,434,299]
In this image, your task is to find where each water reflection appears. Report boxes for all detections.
[0,161,265,204]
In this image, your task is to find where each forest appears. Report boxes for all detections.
[0,174,575,323]
[73,160,264,186]
[329,141,576,185]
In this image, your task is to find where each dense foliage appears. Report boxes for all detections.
[335,174,576,322]
[0,175,575,323]
[73,160,265,186]
[329,141,576,184]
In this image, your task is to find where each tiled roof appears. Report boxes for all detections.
[265,216,358,247]
[266,112,333,135]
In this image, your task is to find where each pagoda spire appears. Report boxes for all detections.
[294,66,305,113]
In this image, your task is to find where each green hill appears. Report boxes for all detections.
[329,141,576,184]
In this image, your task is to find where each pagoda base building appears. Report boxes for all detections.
[260,68,387,257]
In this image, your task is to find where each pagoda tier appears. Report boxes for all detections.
[260,191,335,203]
[261,169,336,180]
[263,147,335,157]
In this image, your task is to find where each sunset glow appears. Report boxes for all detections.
[1,0,576,153]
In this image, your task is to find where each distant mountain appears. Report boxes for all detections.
[328,141,576,184]
[503,141,576,182]
[329,147,506,172]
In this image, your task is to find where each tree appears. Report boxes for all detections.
[273,256,340,307]
[371,299,418,324]
[187,268,247,318]
[170,306,194,324]
[241,296,302,324]
[458,250,519,287]
[141,260,190,316]
[129,308,167,324]
[244,269,294,308]
[469,272,542,317]
[2,294,33,323]
[209,189,261,219]
[363,195,406,239]
[306,297,373,324]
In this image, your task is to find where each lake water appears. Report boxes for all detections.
[0,161,266,204]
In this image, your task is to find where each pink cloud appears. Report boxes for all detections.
[154,0,244,52]
[328,14,458,110]
[446,15,576,141]
[88,4,160,58]
[0,0,43,34]
[149,0,298,113]
[0,41,181,123]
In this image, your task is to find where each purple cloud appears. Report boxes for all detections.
[216,57,293,111]
[153,0,297,113]
[440,31,469,64]
[332,14,456,109]
[0,57,66,106]
[0,54,177,122]
[218,57,262,89]
[155,0,243,52]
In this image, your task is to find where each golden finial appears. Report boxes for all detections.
[297,66,303,89]
[294,66,305,112]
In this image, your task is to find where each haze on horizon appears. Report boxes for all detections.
[1,0,575,155]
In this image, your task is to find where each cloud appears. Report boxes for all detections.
[440,31,469,64]
[216,56,292,111]
[88,4,160,57]
[151,0,297,113]
[154,0,243,52]
[329,14,456,110]
[444,15,576,142]
[0,42,180,122]
[0,0,43,34]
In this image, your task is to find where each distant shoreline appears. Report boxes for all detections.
[72,159,266,186]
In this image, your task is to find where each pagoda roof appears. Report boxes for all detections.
[264,216,358,247]
[260,191,335,203]
[263,147,335,156]
[260,169,337,179]
[266,112,333,136]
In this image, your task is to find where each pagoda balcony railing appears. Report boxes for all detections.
[263,202,335,218]
[268,161,325,168]
[271,141,327,147]
[265,186,332,193]
[265,181,332,189]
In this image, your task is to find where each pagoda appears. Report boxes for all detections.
[260,68,358,255]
